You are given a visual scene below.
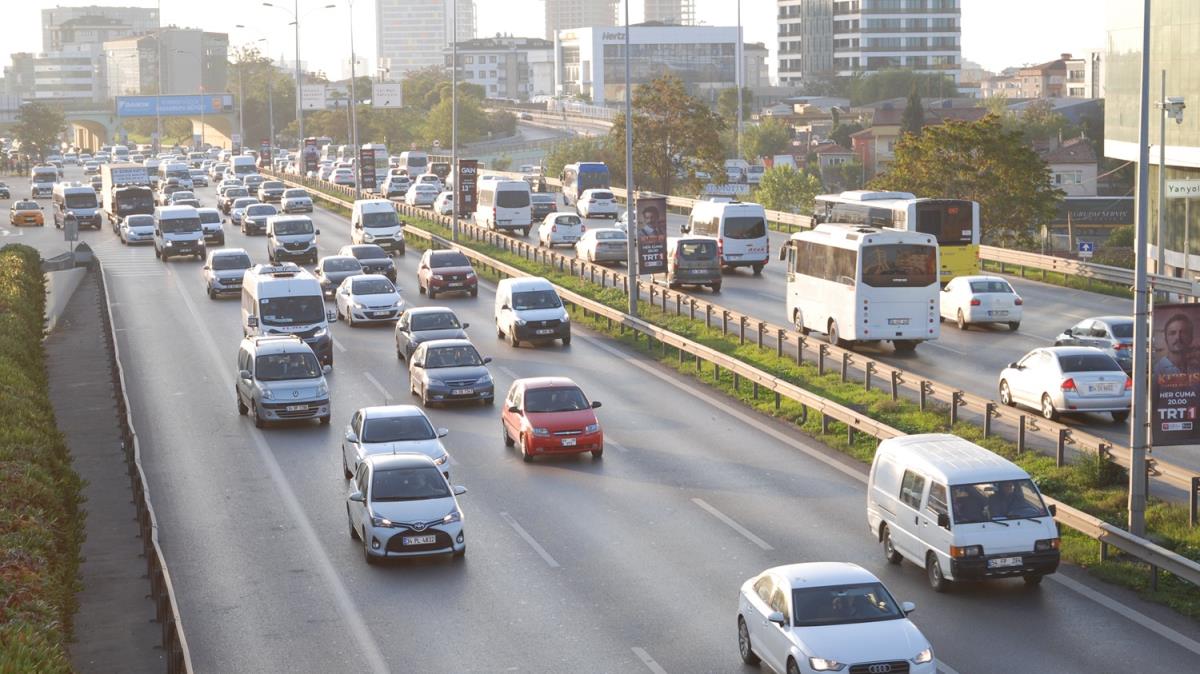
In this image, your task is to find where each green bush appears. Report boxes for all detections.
[0,244,83,673]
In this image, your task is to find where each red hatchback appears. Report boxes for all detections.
[501,377,603,462]
[418,249,478,299]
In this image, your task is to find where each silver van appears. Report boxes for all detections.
[663,236,721,293]
[235,335,331,427]
[267,214,319,264]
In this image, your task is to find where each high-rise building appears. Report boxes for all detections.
[444,37,555,101]
[42,5,159,53]
[545,0,618,41]
[104,29,229,99]
[777,0,961,88]
[376,0,475,78]
[643,0,694,25]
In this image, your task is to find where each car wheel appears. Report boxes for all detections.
[737,616,760,665]
[319,415,330,426]
[752,263,764,275]
[347,505,360,540]
[794,310,808,335]
[927,552,951,592]
[420,385,430,408]
[236,391,248,415]
[1009,321,1021,331]
[251,402,265,428]
[470,288,478,298]
[786,658,802,674]
[428,288,437,300]
[957,309,968,330]
[999,380,1015,407]
[418,281,426,294]
[591,449,602,460]
[520,435,533,463]
[510,329,520,347]
[1041,393,1059,421]
[827,320,842,347]
[503,422,514,447]
[1024,573,1045,587]
[561,332,571,346]
[1112,410,1130,423]
[342,450,353,479]
[882,525,902,564]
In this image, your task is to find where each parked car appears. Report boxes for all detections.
[1054,316,1134,373]
[340,405,450,480]
[998,346,1131,422]
[940,275,1023,330]
[408,339,494,407]
[394,306,469,361]
[417,249,478,298]
[500,377,602,461]
[574,228,628,264]
[334,274,405,326]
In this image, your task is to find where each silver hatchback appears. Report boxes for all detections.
[998,346,1131,423]
[1054,316,1133,373]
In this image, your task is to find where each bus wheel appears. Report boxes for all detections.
[794,311,809,335]
[894,340,918,353]
[827,320,842,347]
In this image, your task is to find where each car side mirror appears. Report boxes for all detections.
[1007,362,1018,369]
[901,601,916,615]
[344,430,358,444]
[680,224,690,234]
[507,404,520,414]
[412,361,423,368]
[238,369,252,380]
[937,512,950,529]
[591,400,602,409]
[462,322,469,329]
[202,265,209,270]
[1063,328,1073,336]
[453,485,467,496]
[767,611,787,627]
[348,491,365,503]
[322,364,332,374]
[326,309,337,322]
[482,356,492,364]
[1048,504,1057,517]
[501,304,510,311]
[315,228,320,235]
[437,427,449,438]
[247,315,259,328]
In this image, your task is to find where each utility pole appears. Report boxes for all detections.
[1129,0,1153,537]
[451,0,459,241]
[735,0,743,161]
[623,0,637,317]
[155,0,162,153]
[347,0,360,200]
[1157,69,1167,274]
[295,0,304,150]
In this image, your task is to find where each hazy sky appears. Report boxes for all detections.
[4,1,1106,83]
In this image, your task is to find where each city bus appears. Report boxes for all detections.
[779,223,940,352]
[812,190,979,283]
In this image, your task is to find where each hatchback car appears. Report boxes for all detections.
[315,255,365,296]
[537,213,585,248]
[340,405,450,479]
[346,453,466,564]
[9,200,44,226]
[281,188,314,213]
[575,228,628,264]
[340,244,396,282]
[1054,316,1134,373]
[576,188,618,219]
[940,275,1023,330]
[258,180,286,203]
[395,307,469,361]
[405,183,439,207]
[0,181,10,199]
[228,197,259,226]
[335,274,404,326]
[999,346,1131,422]
[737,562,934,674]
[119,213,155,244]
[417,249,478,298]
[383,176,411,200]
[331,169,356,187]
[433,191,454,215]
[203,248,252,299]
[167,190,200,208]
[188,169,209,187]
[241,203,278,235]
[242,173,266,194]
[501,377,603,461]
[409,339,494,407]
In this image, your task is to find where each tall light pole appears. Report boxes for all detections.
[155,0,163,153]
[1129,0,1153,537]
[263,2,334,151]
[451,0,459,241]
[623,0,637,317]
[233,28,268,150]
[735,0,743,161]
[1157,69,1167,274]
[346,0,361,200]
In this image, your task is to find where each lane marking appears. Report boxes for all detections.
[921,340,967,357]
[499,511,560,568]
[1048,573,1200,657]
[497,365,520,379]
[691,498,773,551]
[606,438,630,453]
[363,372,392,402]
[332,337,348,353]
[631,647,668,674]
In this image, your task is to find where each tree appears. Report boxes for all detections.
[1007,98,1074,145]
[825,159,865,191]
[610,75,725,195]
[754,165,822,213]
[491,155,513,171]
[900,86,924,137]
[741,119,793,161]
[848,69,957,106]
[543,135,614,179]
[829,122,864,150]
[869,114,1064,247]
[717,87,753,121]
[13,102,66,159]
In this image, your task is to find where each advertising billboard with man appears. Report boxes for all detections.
[635,195,667,274]
[1152,304,1200,446]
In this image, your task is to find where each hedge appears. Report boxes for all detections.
[0,244,83,672]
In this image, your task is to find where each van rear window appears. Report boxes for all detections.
[722,216,766,240]
[497,190,530,208]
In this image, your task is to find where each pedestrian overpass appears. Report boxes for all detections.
[67,94,238,151]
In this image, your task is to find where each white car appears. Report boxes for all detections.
[331,168,355,186]
[382,176,411,200]
[119,213,155,245]
[574,228,628,264]
[940,275,1023,330]
[346,453,466,564]
[576,188,618,219]
[318,163,336,181]
[405,183,439,207]
[340,405,450,480]
[998,346,1131,423]
[334,274,405,326]
[414,173,443,191]
[434,191,454,216]
[737,562,934,674]
[281,188,314,213]
[537,212,585,248]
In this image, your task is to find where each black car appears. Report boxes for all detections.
[394,307,469,361]
[340,244,396,282]
[530,193,558,222]
[0,182,9,199]
[314,255,365,296]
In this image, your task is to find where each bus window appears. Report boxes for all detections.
[860,244,937,288]
[916,203,973,245]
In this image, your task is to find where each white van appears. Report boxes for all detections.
[350,199,405,254]
[494,277,571,347]
[475,180,532,235]
[153,205,206,261]
[231,155,257,178]
[398,150,428,178]
[241,263,336,366]
[52,182,102,229]
[683,200,770,274]
[867,433,1060,592]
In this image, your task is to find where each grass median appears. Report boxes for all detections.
[0,244,84,672]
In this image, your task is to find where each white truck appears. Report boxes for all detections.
[101,163,155,225]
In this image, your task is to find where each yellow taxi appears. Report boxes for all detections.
[10,200,45,226]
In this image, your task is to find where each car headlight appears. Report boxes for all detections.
[514,317,527,326]
[426,377,445,387]
[809,657,845,672]
[261,388,273,400]
[950,544,984,558]
[442,509,462,524]
[316,382,329,397]
[532,427,550,437]
[561,311,571,323]
[370,515,393,528]
[585,423,600,434]
[912,648,933,665]
[1035,538,1060,551]
[164,241,173,247]
[431,274,444,281]
[433,453,449,466]
[465,271,476,278]
[352,302,365,310]
[474,374,492,385]
[312,326,328,339]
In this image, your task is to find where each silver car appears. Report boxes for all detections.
[203,248,252,299]
[998,346,1131,423]
[340,405,450,479]
[1054,316,1133,373]
[408,339,495,407]
[235,335,331,427]
[281,188,314,213]
[334,274,405,326]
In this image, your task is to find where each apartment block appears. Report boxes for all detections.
[376,0,476,78]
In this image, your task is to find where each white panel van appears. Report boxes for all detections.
[683,200,770,274]
[475,180,532,236]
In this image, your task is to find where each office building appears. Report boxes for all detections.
[376,0,475,78]
[445,37,555,101]
[104,28,229,99]
[42,5,159,52]
[1106,0,1200,275]
[31,47,103,102]
[643,0,694,25]
[777,0,961,88]
[3,53,37,99]
[546,0,618,41]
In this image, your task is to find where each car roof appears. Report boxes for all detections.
[364,452,437,471]
[500,276,553,291]
[515,376,579,390]
[346,273,392,286]
[1039,345,1111,357]
[764,562,879,588]
[360,405,428,420]
[876,433,1029,484]
[210,247,249,258]
[418,338,474,350]
[406,305,457,315]
[244,335,312,356]
[1088,316,1133,325]
[953,275,1009,284]
[343,244,385,255]
[321,254,360,265]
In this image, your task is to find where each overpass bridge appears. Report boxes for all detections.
[66,108,237,152]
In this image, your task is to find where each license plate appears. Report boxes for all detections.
[987,310,1009,317]
[447,282,462,287]
[371,311,389,318]
[561,437,577,446]
[451,388,474,396]
[402,535,437,546]
[498,219,511,224]
[286,404,308,412]
[1087,383,1117,394]
[988,556,1023,569]
[887,318,910,326]
[536,328,554,335]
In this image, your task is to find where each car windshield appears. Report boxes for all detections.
[951,479,1049,524]
[273,219,313,235]
[968,280,1014,293]
[363,211,399,228]
[212,254,251,270]
[596,231,625,241]
[198,211,220,224]
[361,415,435,442]
[430,252,470,269]
[524,386,589,413]
[791,583,904,627]
[512,289,561,310]
[15,201,38,210]
[1110,322,1134,339]
[424,345,482,368]
[324,258,362,272]
[860,244,938,288]
[371,466,450,502]
[283,189,308,198]
[226,189,248,198]
[1057,352,1122,372]
[171,192,195,200]
[258,296,325,326]
[254,352,321,381]
[263,182,284,190]
[411,312,461,331]
[233,199,257,209]
[352,278,395,295]
[723,216,766,239]
[352,246,388,259]
[679,241,716,259]
[125,215,154,227]
[159,217,201,234]
[589,191,614,200]
[532,195,556,204]
[65,193,97,208]
[247,205,276,216]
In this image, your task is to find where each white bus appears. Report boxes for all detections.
[780,223,940,352]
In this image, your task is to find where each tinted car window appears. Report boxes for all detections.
[212,254,251,270]
[361,416,434,442]
[968,280,1013,293]
[424,345,483,368]
[352,278,395,295]
[860,244,938,288]
[1056,353,1122,372]
[411,312,461,331]
[524,387,589,413]
[722,216,766,239]
[352,246,388,259]
[1109,321,1134,339]
[430,252,470,268]
[324,258,362,272]
[125,214,154,227]
[791,583,904,627]
[497,190,530,208]
[512,289,561,310]
[371,466,449,501]
[255,352,321,380]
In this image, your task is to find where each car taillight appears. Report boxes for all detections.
[717,238,724,261]
[1113,343,1128,351]
[1061,378,1077,391]
[970,298,981,306]
[581,224,586,232]
[1125,378,1133,390]
[1014,297,1023,306]
[551,224,557,232]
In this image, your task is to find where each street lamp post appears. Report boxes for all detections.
[263,2,334,152]
[155,0,163,153]
[623,0,637,317]
[451,0,459,241]
[735,0,743,161]
[346,0,361,200]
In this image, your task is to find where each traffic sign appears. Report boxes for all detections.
[1078,241,1094,259]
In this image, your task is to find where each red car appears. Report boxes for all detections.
[418,249,479,299]
[501,377,603,461]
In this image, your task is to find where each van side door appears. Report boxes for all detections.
[919,480,953,561]
[893,469,928,559]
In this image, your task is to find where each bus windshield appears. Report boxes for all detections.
[915,202,975,246]
[860,244,938,288]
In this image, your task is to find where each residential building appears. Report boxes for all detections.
[958,58,990,84]
[1014,54,1073,98]
[1106,0,1200,276]
[1081,48,1105,99]
[777,0,961,88]
[546,0,618,41]
[32,47,103,102]
[555,24,767,106]
[1040,137,1099,197]
[643,0,694,25]
[850,101,987,177]
[104,28,229,99]
[444,37,555,101]
[42,5,158,52]
[376,0,475,78]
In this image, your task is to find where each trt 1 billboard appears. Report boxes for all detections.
[1152,304,1200,446]
[634,195,667,274]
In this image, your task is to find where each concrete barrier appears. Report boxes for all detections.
[44,266,87,333]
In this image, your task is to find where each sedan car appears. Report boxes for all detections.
[83,161,101,175]
[501,377,603,461]
[346,453,466,564]
[1054,316,1134,373]
[940,275,1023,330]
[537,212,585,248]
[335,274,405,326]
[118,213,155,244]
[737,562,934,674]
[203,248,252,299]
[530,192,558,222]
[340,405,450,480]
[258,180,287,203]
[219,188,250,213]
[576,188,618,219]
[999,346,1131,422]
[242,173,266,194]
[575,228,628,264]
[331,168,356,187]
[433,191,454,216]
[383,176,411,201]
[315,255,365,297]
[241,203,278,235]
[417,249,478,299]
[405,183,439,207]
[281,188,314,213]
[394,307,469,361]
[340,244,396,282]
[188,169,209,187]
[9,200,44,226]
[409,339,494,407]
[167,190,200,208]
[89,176,103,193]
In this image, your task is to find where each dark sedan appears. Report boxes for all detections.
[530,193,558,222]
[340,244,396,282]
[408,339,494,407]
[394,307,469,361]
[314,255,365,297]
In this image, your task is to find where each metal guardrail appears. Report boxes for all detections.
[268,168,1200,590]
[980,245,1199,298]
[95,263,192,674]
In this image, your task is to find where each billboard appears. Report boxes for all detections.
[456,159,478,215]
[634,195,667,275]
[302,137,320,176]
[1050,197,1134,226]
[358,147,376,191]
[301,85,327,111]
[372,82,403,108]
[115,94,233,118]
[1152,304,1200,446]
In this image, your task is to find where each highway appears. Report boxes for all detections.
[6,167,1200,672]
